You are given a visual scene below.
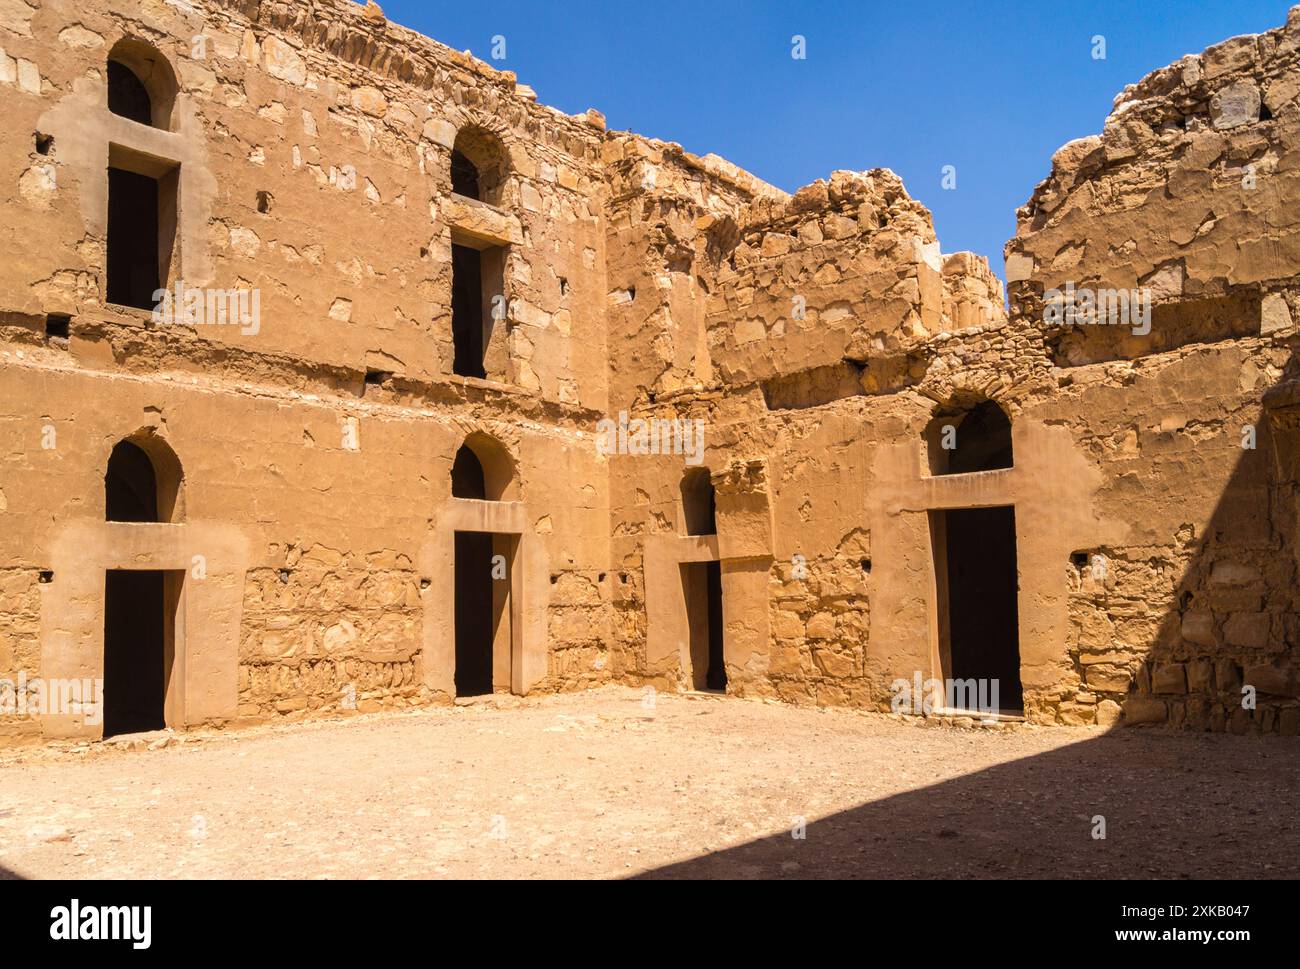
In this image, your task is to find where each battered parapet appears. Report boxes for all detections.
[1006,6,1300,353]
[704,170,1007,390]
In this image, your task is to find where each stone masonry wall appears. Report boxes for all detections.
[2,0,1299,742]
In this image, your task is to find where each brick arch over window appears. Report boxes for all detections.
[446,111,511,205]
[104,429,184,523]
[107,38,179,130]
[451,431,518,501]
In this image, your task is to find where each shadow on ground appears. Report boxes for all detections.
[634,727,1297,879]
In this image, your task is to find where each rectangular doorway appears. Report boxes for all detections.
[103,569,181,737]
[681,561,726,692]
[106,155,178,311]
[450,240,507,380]
[454,531,514,697]
[930,507,1022,713]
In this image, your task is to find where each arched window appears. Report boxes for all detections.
[451,445,486,500]
[451,433,517,501]
[104,41,180,310]
[107,40,178,130]
[105,433,183,522]
[447,125,509,380]
[926,398,1014,475]
[681,468,717,536]
[451,150,480,200]
[450,126,506,205]
[108,61,152,125]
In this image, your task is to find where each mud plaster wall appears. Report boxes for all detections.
[0,0,617,743]
[998,8,1300,733]
[603,11,1300,734]
[3,0,1300,742]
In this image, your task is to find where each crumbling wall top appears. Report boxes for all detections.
[1006,6,1300,303]
[207,0,608,154]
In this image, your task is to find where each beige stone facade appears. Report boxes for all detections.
[2,0,1297,744]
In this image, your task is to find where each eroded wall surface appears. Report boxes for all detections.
[1,0,613,742]
[606,10,1299,734]
[2,0,1298,742]
[999,10,1300,732]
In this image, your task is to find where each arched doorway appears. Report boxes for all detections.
[102,434,183,736]
[925,398,1022,714]
[450,435,518,697]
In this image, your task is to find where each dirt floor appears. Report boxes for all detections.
[0,686,1295,879]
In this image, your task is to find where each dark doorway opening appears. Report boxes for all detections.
[106,167,161,310]
[103,569,172,737]
[682,561,726,692]
[932,506,1022,713]
[451,243,486,378]
[704,562,725,691]
[455,531,496,697]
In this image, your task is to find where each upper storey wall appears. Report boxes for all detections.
[703,170,1005,390]
[601,133,783,410]
[4,0,1010,416]
[1005,8,1300,328]
[600,145,1006,411]
[2,0,610,408]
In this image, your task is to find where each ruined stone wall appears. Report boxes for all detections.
[705,169,945,389]
[602,9,1298,735]
[998,10,1300,732]
[695,317,1055,712]
[10,0,611,398]
[601,157,1018,708]
[0,0,614,742]
[601,150,1011,698]
[602,134,780,408]
[4,0,1299,743]
[600,136,782,686]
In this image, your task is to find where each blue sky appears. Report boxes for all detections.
[367,0,1288,277]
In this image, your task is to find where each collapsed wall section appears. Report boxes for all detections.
[1000,9,1300,732]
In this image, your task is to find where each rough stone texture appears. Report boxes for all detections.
[1,0,1299,744]
[997,9,1300,732]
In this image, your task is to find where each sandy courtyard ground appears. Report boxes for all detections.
[0,687,1295,879]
